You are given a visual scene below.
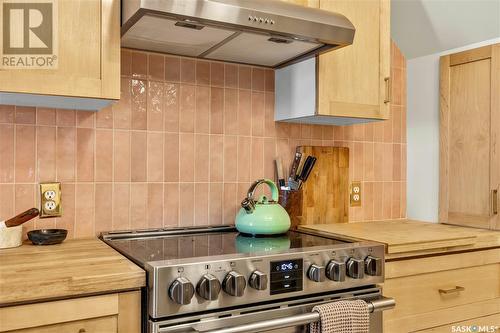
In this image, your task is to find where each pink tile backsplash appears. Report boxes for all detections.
[0,43,406,238]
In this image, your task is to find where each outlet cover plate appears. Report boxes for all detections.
[40,183,62,218]
[350,181,361,207]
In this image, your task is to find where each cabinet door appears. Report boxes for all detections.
[439,44,500,230]
[0,0,119,100]
[317,0,390,120]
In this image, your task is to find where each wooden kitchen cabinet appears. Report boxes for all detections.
[0,0,120,110]
[439,44,500,230]
[0,291,141,333]
[317,0,391,120]
[383,248,500,332]
[275,0,391,124]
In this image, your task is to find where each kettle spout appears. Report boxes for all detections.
[241,198,255,214]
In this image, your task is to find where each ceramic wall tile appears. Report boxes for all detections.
[95,183,112,234]
[165,56,181,82]
[15,107,36,124]
[148,54,165,81]
[0,105,14,123]
[0,124,14,182]
[75,183,94,237]
[37,108,56,125]
[37,126,56,182]
[113,130,131,182]
[148,183,164,228]
[76,128,94,182]
[131,131,147,181]
[15,125,35,182]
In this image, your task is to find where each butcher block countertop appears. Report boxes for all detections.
[299,220,500,259]
[0,238,145,306]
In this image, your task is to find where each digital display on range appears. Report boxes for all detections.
[270,259,303,295]
[277,262,296,271]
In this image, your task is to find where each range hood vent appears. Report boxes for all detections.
[121,0,355,68]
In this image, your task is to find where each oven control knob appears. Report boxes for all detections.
[346,258,365,279]
[196,274,221,300]
[307,264,325,282]
[249,270,268,290]
[365,256,382,276]
[326,260,346,282]
[169,277,195,305]
[223,271,246,296]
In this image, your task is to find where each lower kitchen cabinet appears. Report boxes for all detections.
[0,291,141,333]
[383,248,500,332]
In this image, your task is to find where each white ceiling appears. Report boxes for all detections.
[391,0,500,59]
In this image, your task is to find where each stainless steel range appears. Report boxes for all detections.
[101,225,395,333]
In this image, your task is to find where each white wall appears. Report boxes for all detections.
[407,37,500,222]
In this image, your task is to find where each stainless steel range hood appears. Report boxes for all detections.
[121,0,355,68]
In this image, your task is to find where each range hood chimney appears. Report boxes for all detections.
[121,0,355,68]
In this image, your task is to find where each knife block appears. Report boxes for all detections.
[282,146,349,228]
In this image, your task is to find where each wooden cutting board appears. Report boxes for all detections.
[284,146,349,228]
[299,220,481,255]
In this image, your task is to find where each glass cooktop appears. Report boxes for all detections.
[101,226,346,267]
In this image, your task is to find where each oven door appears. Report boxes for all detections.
[150,287,394,333]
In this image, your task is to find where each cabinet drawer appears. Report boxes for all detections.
[415,313,500,333]
[384,264,500,318]
[0,294,118,332]
[9,316,117,333]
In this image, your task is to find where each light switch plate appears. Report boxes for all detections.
[350,181,361,207]
[40,183,62,218]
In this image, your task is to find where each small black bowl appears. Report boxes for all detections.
[28,229,68,245]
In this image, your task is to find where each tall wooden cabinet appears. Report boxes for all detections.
[439,44,500,230]
[276,0,391,123]
[0,0,120,110]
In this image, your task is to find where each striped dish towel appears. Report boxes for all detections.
[309,300,369,333]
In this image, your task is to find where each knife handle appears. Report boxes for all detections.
[289,152,302,180]
[5,208,39,228]
[299,156,317,182]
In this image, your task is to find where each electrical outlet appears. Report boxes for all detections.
[40,183,62,218]
[350,181,362,206]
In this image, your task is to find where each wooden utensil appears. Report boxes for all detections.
[0,208,39,229]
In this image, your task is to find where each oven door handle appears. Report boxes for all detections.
[197,297,395,333]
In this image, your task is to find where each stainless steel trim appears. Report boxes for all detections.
[101,225,236,240]
[199,297,395,333]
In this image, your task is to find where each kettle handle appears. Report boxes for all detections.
[247,179,279,202]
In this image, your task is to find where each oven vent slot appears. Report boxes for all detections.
[240,306,281,315]
[289,296,341,308]
[159,319,200,328]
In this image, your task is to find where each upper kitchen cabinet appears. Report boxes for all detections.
[439,44,500,230]
[0,0,120,110]
[275,0,391,125]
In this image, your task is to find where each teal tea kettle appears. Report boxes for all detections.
[235,179,291,235]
